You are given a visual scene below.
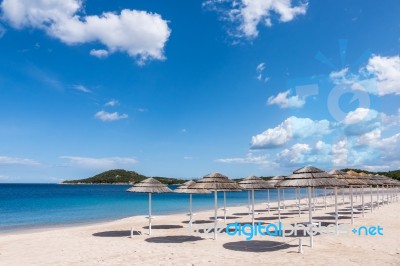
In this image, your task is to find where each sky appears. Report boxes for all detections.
[0,0,399,183]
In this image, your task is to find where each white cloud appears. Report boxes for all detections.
[183,156,193,160]
[241,107,400,169]
[73,84,92,93]
[277,141,334,166]
[277,143,311,165]
[329,55,400,96]
[267,90,305,108]
[332,139,348,166]
[256,62,269,82]
[60,156,137,169]
[95,110,128,122]
[256,62,265,72]
[215,153,277,166]
[1,0,171,63]
[250,116,331,149]
[356,129,381,146]
[343,108,380,136]
[343,108,377,124]
[204,0,307,39]
[381,108,400,129]
[90,49,109,59]
[365,55,400,95]
[105,99,119,107]
[0,156,40,166]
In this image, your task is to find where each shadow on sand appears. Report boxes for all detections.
[145,235,204,243]
[181,220,214,224]
[142,225,183,230]
[92,230,140,237]
[313,215,354,220]
[256,216,289,221]
[223,240,296,252]
[208,216,241,220]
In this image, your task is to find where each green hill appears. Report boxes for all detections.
[341,168,400,180]
[62,169,186,185]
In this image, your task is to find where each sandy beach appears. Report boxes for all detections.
[0,196,399,266]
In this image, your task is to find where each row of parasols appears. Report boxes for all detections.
[127,166,400,248]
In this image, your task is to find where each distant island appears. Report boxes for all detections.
[62,169,187,185]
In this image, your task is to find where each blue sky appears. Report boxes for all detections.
[0,0,399,182]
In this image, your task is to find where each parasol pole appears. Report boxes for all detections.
[308,186,313,248]
[148,193,152,235]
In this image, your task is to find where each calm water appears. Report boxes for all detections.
[0,184,323,232]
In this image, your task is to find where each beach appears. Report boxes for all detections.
[1,196,399,265]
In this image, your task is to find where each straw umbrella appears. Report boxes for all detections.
[276,166,347,248]
[189,173,242,240]
[127,177,172,235]
[266,176,285,220]
[371,175,396,205]
[174,180,210,233]
[344,171,370,222]
[239,176,274,227]
[356,173,381,213]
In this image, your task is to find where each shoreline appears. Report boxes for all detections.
[0,190,376,235]
[0,197,399,265]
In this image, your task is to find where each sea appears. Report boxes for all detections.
[0,184,327,233]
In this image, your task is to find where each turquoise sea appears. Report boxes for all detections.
[0,184,315,232]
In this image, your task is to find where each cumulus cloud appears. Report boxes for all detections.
[0,156,40,166]
[277,140,334,166]
[332,139,348,166]
[364,55,400,95]
[343,108,381,136]
[250,116,331,149]
[95,110,128,122]
[267,90,305,108]
[60,156,137,169]
[204,0,307,39]
[277,143,311,165]
[90,49,109,59]
[221,106,399,170]
[329,55,400,96]
[1,0,171,63]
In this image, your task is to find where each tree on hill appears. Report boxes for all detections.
[62,169,145,184]
[62,169,186,184]
[341,168,400,180]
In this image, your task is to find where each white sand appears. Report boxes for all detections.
[0,195,399,265]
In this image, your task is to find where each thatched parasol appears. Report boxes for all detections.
[330,170,368,222]
[276,166,347,248]
[370,174,397,206]
[239,176,274,226]
[127,177,172,235]
[266,175,286,220]
[174,180,210,233]
[189,172,242,239]
[354,173,383,213]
